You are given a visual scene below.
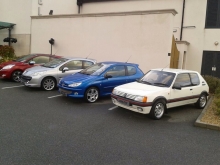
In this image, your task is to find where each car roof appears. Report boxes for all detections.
[31,53,61,58]
[99,61,138,66]
[62,57,96,62]
[152,68,199,74]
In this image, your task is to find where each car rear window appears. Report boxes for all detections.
[127,66,136,76]
[190,73,200,85]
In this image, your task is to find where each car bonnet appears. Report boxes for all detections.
[114,82,169,96]
[61,72,97,85]
[23,66,53,75]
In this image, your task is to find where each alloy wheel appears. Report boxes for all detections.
[12,71,22,82]
[43,78,55,91]
[86,88,99,103]
[154,103,165,118]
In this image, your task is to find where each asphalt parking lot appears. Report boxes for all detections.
[0,79,220,165]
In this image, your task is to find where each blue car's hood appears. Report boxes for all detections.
[61,72,98,85]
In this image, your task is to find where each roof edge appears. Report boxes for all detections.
[31,9,178,19]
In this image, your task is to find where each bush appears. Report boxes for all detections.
[203,75,220,116]
[202,75,220,94]
[214,98,220,115]
[0,45,16,64]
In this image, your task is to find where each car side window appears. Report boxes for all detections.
[32,56,50,64]
[127,66,136,76]
[106,65,126,78]
[60,60,82,71]
[83,61,94,69]
[174,73,191,87]
[190,73,200,85]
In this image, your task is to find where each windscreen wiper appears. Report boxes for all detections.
[153,83,168,87]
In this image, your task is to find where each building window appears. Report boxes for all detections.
[205,0,220,28]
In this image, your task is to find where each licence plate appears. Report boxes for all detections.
[118,99,129,106]
[60,89,69,96]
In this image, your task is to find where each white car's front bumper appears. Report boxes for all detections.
[111,96,152,114]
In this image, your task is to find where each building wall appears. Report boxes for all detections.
[0,0,32,56]
[2,0,219,73]
[31,11,175,72]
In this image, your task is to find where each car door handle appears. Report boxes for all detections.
[190,89,193,90]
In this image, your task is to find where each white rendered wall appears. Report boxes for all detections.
[31,0,220,73]
[31,12,175,72]
[0,0,32,56]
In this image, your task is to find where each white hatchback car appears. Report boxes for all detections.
[111,68,209,120]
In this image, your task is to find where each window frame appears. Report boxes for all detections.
[104,65,126,78]
[205,0,220,28]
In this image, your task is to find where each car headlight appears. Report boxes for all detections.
[2,64,15,70]
[32,71,46,76]
[68,82,82,87]
[134,96,147,103]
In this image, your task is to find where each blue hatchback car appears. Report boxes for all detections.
[58,62,144,102]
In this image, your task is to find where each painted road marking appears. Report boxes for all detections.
[48,94,63,99]
[108,106,118,111]
[2,85,24,89]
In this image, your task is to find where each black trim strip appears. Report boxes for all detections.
[167,94,200,103]
[111,93,200,106]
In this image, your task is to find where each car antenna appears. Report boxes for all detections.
[161,64,170,71]
[126,55,132,63]
[86,52,92,59]
[53,50,58,56]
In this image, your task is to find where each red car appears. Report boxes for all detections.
[0,54,61,82]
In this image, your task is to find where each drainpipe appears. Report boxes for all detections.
[78,5,80,14]
[8,28,11,46]
[180,0,185,41]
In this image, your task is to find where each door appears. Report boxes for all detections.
[170,36,180,69]
[169,73,193,108]
[201,51,220,78]
[101,65,127,94]
[57,60,83,80]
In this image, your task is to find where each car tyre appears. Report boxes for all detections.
[41,77,56,91]
[149,99,166,120]
[195,93,207,109]
[85,87,99,103]
[11,70,22,82]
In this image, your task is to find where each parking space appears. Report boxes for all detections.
[1,79,220,165]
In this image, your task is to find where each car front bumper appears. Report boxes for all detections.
[20,75,42,87]
[0,70,12,79]
[58,86,85,98]
[111,94,152,114]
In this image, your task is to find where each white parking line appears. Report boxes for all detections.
[108,106,118,111]
[48,94,63,99]
[2,85,24,89]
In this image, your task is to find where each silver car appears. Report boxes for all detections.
[20,57,96,90]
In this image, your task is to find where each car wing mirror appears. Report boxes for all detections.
[105,74,112,79]
[29,61,35,65]
[172,83,182,90]
[62,67,69,73]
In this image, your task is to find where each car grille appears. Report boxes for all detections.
[20,75,32,82]
[116,91,136,100]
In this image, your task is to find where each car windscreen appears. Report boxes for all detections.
[80,63,109,76]
[15,54,36,62]
[42,58,68,68]
[139,70,176,87]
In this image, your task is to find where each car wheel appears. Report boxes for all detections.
[149,100,166,120]
[195,93,207,109]
[11,70,22,82]
[85,87,99,103]
[41,77,56,91]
